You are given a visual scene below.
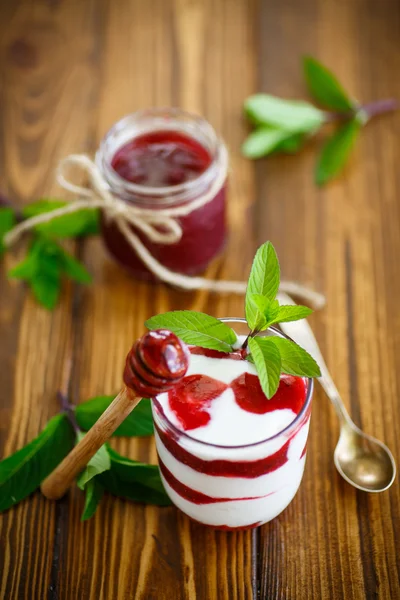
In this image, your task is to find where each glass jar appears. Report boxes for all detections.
[151,319,314,530]
[95,108,227,280]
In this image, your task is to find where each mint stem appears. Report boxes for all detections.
[324,98,398,123]
[361,98,398,118]
[241,330,258,350]
[58,391,80,434]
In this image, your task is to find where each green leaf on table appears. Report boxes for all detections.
[303,56,355,112]
[315,119,361,186]
[106,447,166,494]
[274,132,306,154]
[75,396,154,437]
[0,207,16,257]
[8,238,92,310]
[145,310,237,352]
[242,127,298,159]
[248,336,281,399]
[61,250,92,284]
[0,414,74,512]
[245,242,280,330]
[244,94,325,133]
[22,199,100,238]
[76,434,111,490]
[31,272,62,309]
[81,478,104,521]
[268,337,321,377]
[99,447,171,506]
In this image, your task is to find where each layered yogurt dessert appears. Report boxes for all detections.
[152,328,313,529]
[147,241,319,528]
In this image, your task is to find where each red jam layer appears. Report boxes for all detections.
[158,459,272,505]
[154,420,304,478]
[101,129,226,279]
[111,131,212,187]
[167,345,307,430]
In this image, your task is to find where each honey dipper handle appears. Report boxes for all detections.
[40,387,141,500]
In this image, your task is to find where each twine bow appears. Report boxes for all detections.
[4,153,325,309]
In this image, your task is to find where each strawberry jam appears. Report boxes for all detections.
[97,109,227,280]
[111,131,212,187]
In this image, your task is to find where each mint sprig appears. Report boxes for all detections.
[1,197,99,309]
[243,241,321,398]
[8,238,92,310]
[243,56,398,185]
[145,310,237,352]
[0,391,169,519]
[144,241,321,399]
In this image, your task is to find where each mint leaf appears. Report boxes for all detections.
[0,207,16,257]
[248,294,280,331]
[8,238,63,309]
[315,119,360,186]
[303,56,354,112]
[81,478,104,521]
[8,238,92,309]
[99,448,171,506]
[248,337,281,399]
[22,199,100,238]
[8,252,38,280]
[245,242,280,330]
[60,250,92,284]
[274,132,305,154]
[0,414,74,512]
[268,337,321,377]
[145,310,237,352]
[244,94,325,133]
[76,434,111,490]
[31,273,61,309]
[106,447,167,494]
[75,396,153,437]
[242,127,297,159]
[273,304,313,324]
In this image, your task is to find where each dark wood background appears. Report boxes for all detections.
[0,0,399,598]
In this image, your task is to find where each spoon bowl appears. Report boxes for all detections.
[334,424,396,492]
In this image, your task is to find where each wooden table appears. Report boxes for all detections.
[1,1,399,598]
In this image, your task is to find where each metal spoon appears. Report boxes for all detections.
[277,292,396,492]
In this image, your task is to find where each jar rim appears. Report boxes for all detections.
[152,320,314,450]
[96,107,226,206]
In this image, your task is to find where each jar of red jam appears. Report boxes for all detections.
[95,108,227,281]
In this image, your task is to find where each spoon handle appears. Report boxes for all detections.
[277,293,351,426]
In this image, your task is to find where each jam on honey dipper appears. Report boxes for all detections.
[40,330,189,501]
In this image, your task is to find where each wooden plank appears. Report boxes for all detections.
[56,0,257,599]
[1,0,399,598]
[257,0,400,598]
[0,1,102,598]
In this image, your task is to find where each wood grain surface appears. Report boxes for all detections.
[0,0,399,599]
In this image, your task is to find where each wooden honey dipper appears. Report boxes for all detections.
[40,329,189,500]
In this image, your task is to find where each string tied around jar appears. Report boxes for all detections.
[3,153,325,309]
